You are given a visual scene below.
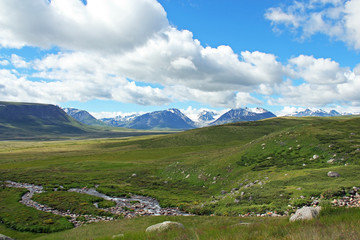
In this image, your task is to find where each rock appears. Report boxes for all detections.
[112,233,124,238]
[327,171,340,177]
[0,234,14,240]
[312,155,319,160]
[244,183,254,188]
[289,206,321,222]
[312,200,320,206]
[146,221,184,233]
[221,190,227,195]
[327,159,336,164]
[131,173,137,177]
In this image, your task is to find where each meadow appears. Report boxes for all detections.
[0,116,360,239]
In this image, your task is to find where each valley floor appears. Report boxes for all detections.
[0,116,359,239]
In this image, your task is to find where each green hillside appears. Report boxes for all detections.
[0,116,359,239]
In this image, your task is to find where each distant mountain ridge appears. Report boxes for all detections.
[96,107,277,129]
[286,109,342,117]
[63,108,106,126]
[125,108,196,130]
[211,108,276,125]
[101,114,139,127]
[100,109,196,130]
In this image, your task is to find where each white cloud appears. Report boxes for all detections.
[22,25,286,106]
[268,60,360,108]
[288,55,349,84]
[265,0,360,49]
[11,54,30,68]
[344,0,360,49]
[171,57,197,70]
[275,106,306,116]
[0,59,9,66]
[0,0,168,52]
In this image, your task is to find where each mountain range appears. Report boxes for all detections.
[97,107,277,130]
[211,108,276,125]
[2,101,356,134]
[67,107,355,130]
[286,109,342,117]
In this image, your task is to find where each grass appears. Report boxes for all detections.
[33,191,116,217]
[28,208,360,239]
[0,188,73,233]
[0,116,359,238]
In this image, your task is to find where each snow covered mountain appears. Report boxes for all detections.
[211,108,276,125]
[100,114,139,127]
[63,108,105,126]
[286,109,341,117]
[127,108,196,130]
[67,107,277,129]
[99,108,196,130]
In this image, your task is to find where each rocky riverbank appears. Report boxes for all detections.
[4,181,189,227]
[332,187,360,207]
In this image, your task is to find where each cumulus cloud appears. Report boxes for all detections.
[0,68,171,105]
[11,54,30,68]
[265,0,360,49]
[288,55,349,84]
[0,0,168,52]
[268,60,360,108]
[0,59,9,66]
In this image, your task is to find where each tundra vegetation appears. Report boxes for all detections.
[0,116,360,239]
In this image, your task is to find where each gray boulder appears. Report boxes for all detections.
[146,221,184,233]
[0,234,14,240]
[327,171,340,177]
[289,206,321,222]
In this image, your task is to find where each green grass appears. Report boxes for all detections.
[27,208,360,239]
[0,188,73,233]
[33,191,116,217]
[0,116,359,238]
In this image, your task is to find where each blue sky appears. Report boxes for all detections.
[0,0,359,118]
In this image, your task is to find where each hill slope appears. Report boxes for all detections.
[0,102,167,140]
[0,102,88,139]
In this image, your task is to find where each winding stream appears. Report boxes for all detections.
[4,181,189,227]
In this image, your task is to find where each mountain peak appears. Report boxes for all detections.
[211,108,276,125]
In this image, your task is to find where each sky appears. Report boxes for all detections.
[0,0,359,119]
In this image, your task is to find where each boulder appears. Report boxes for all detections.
[327,159,336,164]
[289,206,321,222]
[0,234,14,240]
[146,221,184,233]
[327,171,340,177]
[112,233,124,239]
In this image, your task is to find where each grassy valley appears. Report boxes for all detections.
[0,116,360,239]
